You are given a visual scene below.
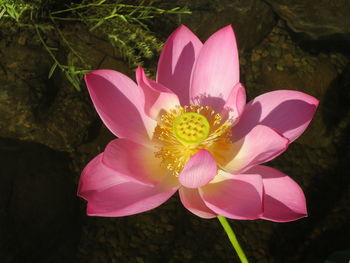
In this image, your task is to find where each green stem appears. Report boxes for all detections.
[217,216,249,263]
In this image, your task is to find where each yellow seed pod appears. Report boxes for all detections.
[172,112,210,144]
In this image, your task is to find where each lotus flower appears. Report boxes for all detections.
[78,25,318,222]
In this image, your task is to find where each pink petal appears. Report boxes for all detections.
[78,154,128,195]
[157,25,203,105]
[78,143,180,217]
[179,149,217,188]
[246,165,307,222]
[85,70,156,144]
[179,187,217,218]
[233,90,319,142]
[225,125,289,173]
[222,82,246,122]
[136,66,180,120]
[85,175,179,217]
[190,25,240,109]
[200,171,263,220]
[102,139,168,186]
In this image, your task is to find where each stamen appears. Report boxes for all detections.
[153,105,232,175]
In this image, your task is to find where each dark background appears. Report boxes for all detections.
[1,0,349,262]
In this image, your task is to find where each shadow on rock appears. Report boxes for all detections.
[0,138,82,263]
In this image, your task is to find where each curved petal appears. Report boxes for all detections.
[224,125,289,173]
[157,25,203,105]
[179,149,217,188]
[190,25,239,108]
[246,165,307,222]
[78,144,180,217]
[136,66,180,120]
[179,187,217,218]
[222,82,246,123]
[200,171,263,220]
[85,70,156,144]
[233,90,319,142]
[85,175,179,217]
[103,139,170,186]
[78,154,128,195]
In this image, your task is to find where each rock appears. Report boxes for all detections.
[156,0,276,51]
[242,21,342,149]
[0,138,81,262]
[266,0,350,43]
[0,27,125,152]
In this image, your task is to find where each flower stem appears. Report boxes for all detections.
[217,215,249,263]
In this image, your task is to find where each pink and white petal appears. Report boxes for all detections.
[85,70,156,144]
[78,153,128,196]
[190,25,240,108]
[136,66,180,120]
[179,149,217,188]
[179,187,217,218]
[85,174,179,217]
[224,125,289,173]
[103,138,168,186]
[222,82,246,122]
[157,25,203,105]
[233,90,319,142]
[246,165,307,222]
[200,171,263,220]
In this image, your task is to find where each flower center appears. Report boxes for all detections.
[173,112,210,144]
[154,105,233,175]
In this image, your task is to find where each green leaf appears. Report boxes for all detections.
[119,14,127,23]
[65,71,81,91]
[0,7,6,19]
[48,61,58,78]
[90,18,105,31]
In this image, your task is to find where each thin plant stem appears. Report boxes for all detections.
[217,215,249,263]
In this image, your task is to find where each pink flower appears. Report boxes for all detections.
[78,25,319,222]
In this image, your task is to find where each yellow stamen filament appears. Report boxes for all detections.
[154,105,233,175]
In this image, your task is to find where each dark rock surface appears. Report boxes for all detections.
[0,138,81,263]
[0,25,135,152]
[237,21,350,263]
[265,0,350,43]
[156,0,276,51]
[0,28,97,152]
